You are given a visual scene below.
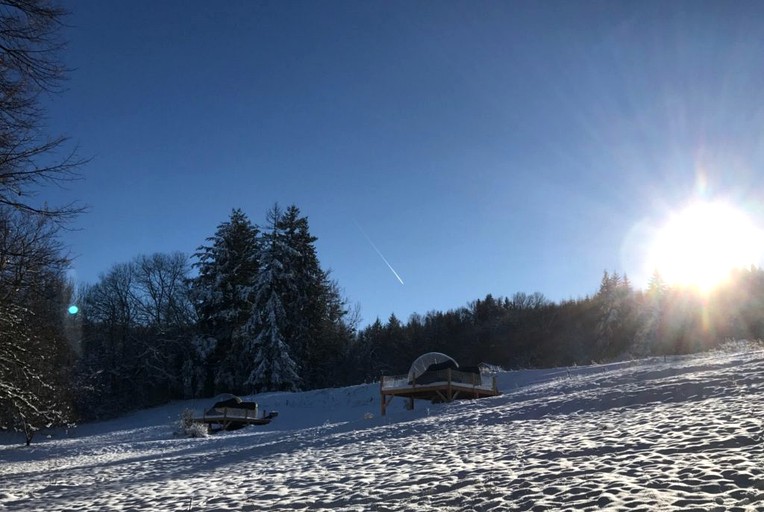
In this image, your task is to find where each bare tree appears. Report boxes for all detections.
[0,2,83,441]
[77,253,196,416]
[134,252,195,330]
[0,0,84,220]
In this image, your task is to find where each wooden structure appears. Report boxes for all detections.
[194,405,278,431]
[380,368,499,415]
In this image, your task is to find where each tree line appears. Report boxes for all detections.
[350,269,764,380]
[78,246,764,423]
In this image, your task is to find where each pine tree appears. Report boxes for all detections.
[275,206,346,387]
[275,205,356,388]
[274,206,319,365]
[245,205,300,392]
[352,318,385,381]
[634,270,669,356]
[191,209,260,395]
[594,271,637,358]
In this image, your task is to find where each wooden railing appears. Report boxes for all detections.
[201,406,258,422]
[379,368,500,415]
[381,369,496,391]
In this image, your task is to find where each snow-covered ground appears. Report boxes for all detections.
[2,344,764,511]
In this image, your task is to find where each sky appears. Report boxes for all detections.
[40,1,764,325]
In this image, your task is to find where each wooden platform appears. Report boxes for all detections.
[380,369,499,415]
[193,407,277,431]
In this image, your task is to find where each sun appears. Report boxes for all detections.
[648,201,764,293]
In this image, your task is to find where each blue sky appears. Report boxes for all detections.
[42,1,764,325]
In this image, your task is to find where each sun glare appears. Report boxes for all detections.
[648,201,764,293]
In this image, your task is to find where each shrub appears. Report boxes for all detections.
[177,408,208,438]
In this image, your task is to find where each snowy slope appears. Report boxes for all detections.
[1,344,763,511]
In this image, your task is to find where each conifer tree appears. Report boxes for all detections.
[274,206,320,363]
[275,205,352,388]
[245,205,300,392]
[634,270,668,355]
[191,209,260,394]
[595,271,637,358]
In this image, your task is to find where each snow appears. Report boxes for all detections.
[2,344,764,511]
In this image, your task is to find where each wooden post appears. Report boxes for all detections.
[380,379,386,416]
[447,368,452,401]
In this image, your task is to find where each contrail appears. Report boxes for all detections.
[354,221,405,285]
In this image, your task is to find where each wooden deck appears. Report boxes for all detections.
[380,369,499,415]
[193,407,277,431]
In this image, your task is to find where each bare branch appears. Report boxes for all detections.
[0,1,84,222]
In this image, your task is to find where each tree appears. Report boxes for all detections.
[306,277,356,387]
[77,262,137,415]
[130,252,195,401]
[76,253,194,417]
[594,271,638,358]
[0,3,84,438]
[0,0,83,220]
[0,207,75,443]
[191,209,260,395]
[134,252,194,329]
[244,205,300,392]
[274,205,354,389]
[633,270,668,356]
[350,318,385,382]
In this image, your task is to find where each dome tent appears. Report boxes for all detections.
[407,352,458,383]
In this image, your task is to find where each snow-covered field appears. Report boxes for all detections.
[2,344,764,511]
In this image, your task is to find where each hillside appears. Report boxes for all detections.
[1,343,763,511]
